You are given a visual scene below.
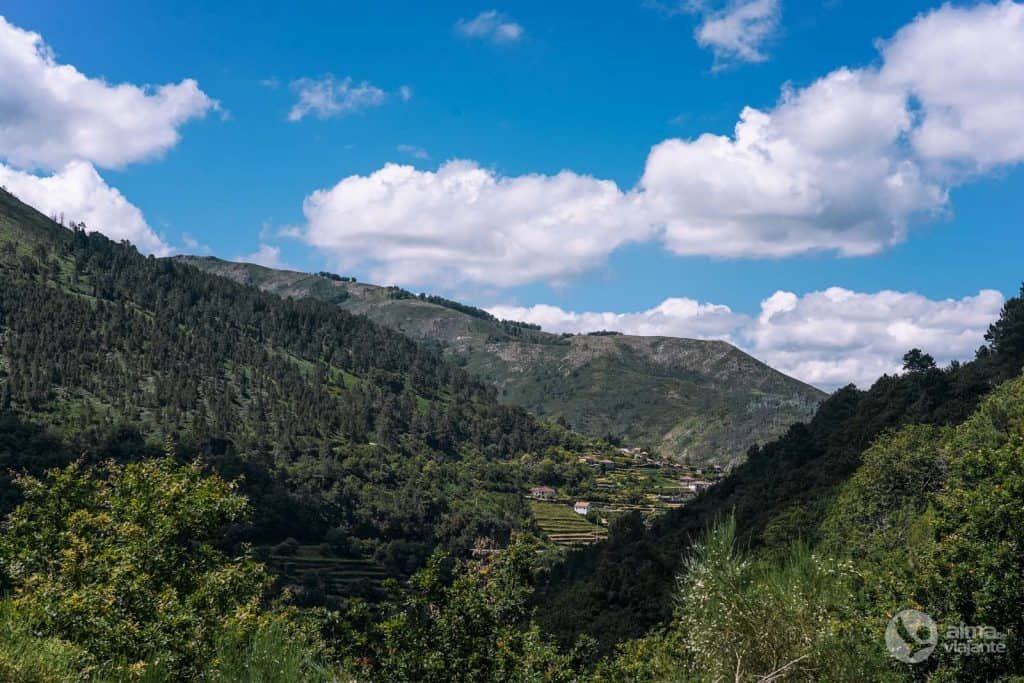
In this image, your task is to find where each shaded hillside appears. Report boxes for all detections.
[178,257,825,467]
[0,188,598,592]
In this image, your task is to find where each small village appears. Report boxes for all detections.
[256,446,725,602]
[527,446,724,548]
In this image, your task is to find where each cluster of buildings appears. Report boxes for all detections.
[528,447,725,522]
[679,475,714,494]
[577,455,617,471]
[529,486,594,517]
[529,486,556,501]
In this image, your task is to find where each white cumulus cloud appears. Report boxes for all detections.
[0,161,170,255]
[746,288,1004,389]
[288,76,388,122]
[687,0,780,67]
[237,244,287,269]
[0,15,217,171]
[641,67,947,258]
[489,298,747,341]
[0,15,218,256]
[292,2,1024,290]
[455,10,524,43]
[298,160,652,288]
[488,288,1005,390]
[646,1,1024,258]
[878,0,1024,171]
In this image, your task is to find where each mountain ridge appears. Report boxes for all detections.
[177,255,825,467]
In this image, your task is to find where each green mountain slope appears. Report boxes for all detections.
[177,257,825,467]
[533,285,1024,652]
[0,188,601,593]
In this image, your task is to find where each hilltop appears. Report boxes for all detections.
[178,256,825,467]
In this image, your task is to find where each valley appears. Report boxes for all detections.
[2,2,1024,679]
[2,188,1023,681]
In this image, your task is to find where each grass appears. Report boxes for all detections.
[207,618,338,683]
[530,501,607,547]
[0,603,94,683]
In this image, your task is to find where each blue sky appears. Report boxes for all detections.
[1,0,1023,388]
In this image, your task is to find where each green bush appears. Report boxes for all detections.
[207,615,336,683]
[0,458,273,679]
[600,517,888,682]
[0,602,96,683]
[275,537,301,556]
[370,536,587,682]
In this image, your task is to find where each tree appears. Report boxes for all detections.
[0,458,272,678]
[818,376,1024,680]
[926,377,1024,678]
[903,348,937,373]
[370,536,586,682]
[984,283,1024,380]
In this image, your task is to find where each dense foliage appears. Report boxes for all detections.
[587,374,1024,681]
[0,458,273,678]
[820,377,1024,679]
[5,398,1020,681]
[593,519,888,682]
[0,456,343,681]
[183,255,824,469]
[361,540,589,682]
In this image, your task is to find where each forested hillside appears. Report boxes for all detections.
[534,285,1024,652]
[0,188,596,586]
[3,188,1024,680]
[179,257,824,468]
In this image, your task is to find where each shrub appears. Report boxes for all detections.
[275,537,301,556]
[601,517,887,682]
[0,458,273,679]
[207,615,336,683]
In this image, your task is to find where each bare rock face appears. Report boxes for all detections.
[177,256,826,468]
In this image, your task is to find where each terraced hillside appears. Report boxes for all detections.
[178,257,826,467]
[524,450,719,548]
[260,545,387,603]
[529,501,607,547]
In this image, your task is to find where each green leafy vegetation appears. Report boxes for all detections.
[0,458,265,673]
[0,457,332,680]
[593,518,887,682]
[3,188,1024,679]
